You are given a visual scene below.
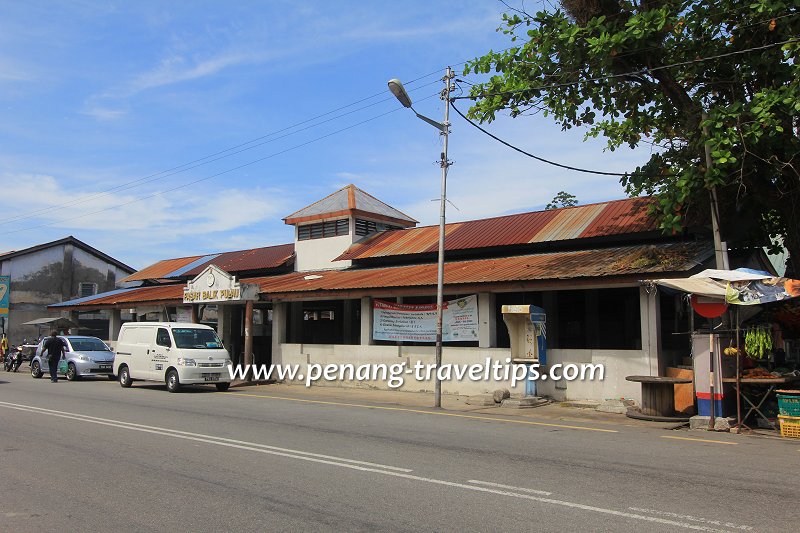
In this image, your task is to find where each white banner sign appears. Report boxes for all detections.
[373,295,478,342]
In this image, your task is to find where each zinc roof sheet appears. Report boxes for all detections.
[120,255,206,282]
[52,284,185,308]
[283,184,417,224]
[336,197,657,261]
[252,241,708,295]
[121,244,294,282]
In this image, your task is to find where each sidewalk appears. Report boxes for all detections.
[229,381,684,430]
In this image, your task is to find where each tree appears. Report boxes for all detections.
[465,0,800,273]
[546,191,579,209]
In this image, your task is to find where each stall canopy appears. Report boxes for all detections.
[21,317,80,330]
[650,268,775,301]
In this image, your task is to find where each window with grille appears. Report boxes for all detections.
[297,219,349,240]
[79,282,97,298]
[355,218,401,236]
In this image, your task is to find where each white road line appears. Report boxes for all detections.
[2,400,732,531]
[629,507,753,531]
[0,400,412,473]
[466,480,552,496]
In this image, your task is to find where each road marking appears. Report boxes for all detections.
[467,480,552,496]
[661,436,738,445]
[0,400,411,473]
[629,507,753,531]
[222,392,618,433]
[4,400,726,531]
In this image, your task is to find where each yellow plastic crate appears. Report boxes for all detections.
[778,415,800,439]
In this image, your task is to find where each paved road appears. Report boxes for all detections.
[1,370,798,532]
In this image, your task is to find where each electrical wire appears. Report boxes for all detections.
[0,78,442,226]
[3,92,441,235]
[453,37,800,101]
[450,101,635,176]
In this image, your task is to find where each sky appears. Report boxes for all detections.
[0,1,657,270]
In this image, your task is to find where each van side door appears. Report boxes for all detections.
[151,327,172,381]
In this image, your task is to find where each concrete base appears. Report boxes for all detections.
[466,395,497,406]
[501,397,548,409]
[596,398,636,414]
[560,400,601,409]
[689,415,736,431]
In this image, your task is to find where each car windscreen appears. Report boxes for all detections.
[68,338,110,352]
[171,328,223,349]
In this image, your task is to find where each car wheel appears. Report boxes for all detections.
[31,361,43,379]
[166,369,181,393]
[166,369,180,393]
[215,382,230,392]
[119,365,132,388]
[66,363,79,381]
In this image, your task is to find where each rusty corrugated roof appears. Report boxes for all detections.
[283,184,418,226]
[52,284,185,308]
[120,255,206,282]
[336,197,657,261]
[181,243,295,277]
[252,241,709,296]
[54,241,710,309]
[121,244,294,282]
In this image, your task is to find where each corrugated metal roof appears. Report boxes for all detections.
[283,184,418,225]
[53,284,185,308]
[181,243,295,276]
[336,197,657,261]
[121,244,294,282]
[252,241,709,296]
[121,255,206,282]
[54,241,710,309]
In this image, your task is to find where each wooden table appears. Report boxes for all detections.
[722,376,800,429]
[626,376,693,418]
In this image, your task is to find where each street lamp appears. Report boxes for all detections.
[388,67,454,408]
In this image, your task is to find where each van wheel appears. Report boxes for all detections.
[166,369,180,393]
[119,365,132,388]
[66,363,79,381]
[215,382,230,392]
[31,361,43,379]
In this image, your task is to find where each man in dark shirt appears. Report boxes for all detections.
[43,331,66,383]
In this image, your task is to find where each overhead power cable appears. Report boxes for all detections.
[4,93,440,235]
[450,101,634,176]
[0,78,442,226]
[452,38,800,101]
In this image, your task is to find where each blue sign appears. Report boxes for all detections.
[0,275,9,317]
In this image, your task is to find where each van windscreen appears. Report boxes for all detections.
[171,328,223,349]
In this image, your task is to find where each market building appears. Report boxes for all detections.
[1,236,134,344]
[50,184,775,402]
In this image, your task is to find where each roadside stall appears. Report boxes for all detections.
[650,269,800,436]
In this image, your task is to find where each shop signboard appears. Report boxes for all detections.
[183,265,258,304]
[373,295,478,342]
[0,275,9,317]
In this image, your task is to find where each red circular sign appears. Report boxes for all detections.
[690,294,728,318]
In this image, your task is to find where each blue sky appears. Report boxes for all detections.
[0,1,655,270]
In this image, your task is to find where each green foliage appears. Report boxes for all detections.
[545,191,579,209]
[466,0,800,271]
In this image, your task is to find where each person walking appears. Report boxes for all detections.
[42,331,66,383]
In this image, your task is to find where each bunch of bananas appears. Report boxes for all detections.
[744,326,772,359]
[723,346,739,356]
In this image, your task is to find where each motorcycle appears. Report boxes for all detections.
[4,347,23,372]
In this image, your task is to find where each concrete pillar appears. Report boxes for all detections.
[191,305,199,323]
[108,309,122,341]
[243,300,254,371]
[271,302,287,364]
[360,296,373,346]
[478,292,496,348]
[639,286,661,376]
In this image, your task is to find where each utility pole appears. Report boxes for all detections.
[433,66,454,408]
[702,112,730,271]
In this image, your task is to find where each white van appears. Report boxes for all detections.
[114,322,232,392]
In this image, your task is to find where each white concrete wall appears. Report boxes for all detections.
[294,234,353,271]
